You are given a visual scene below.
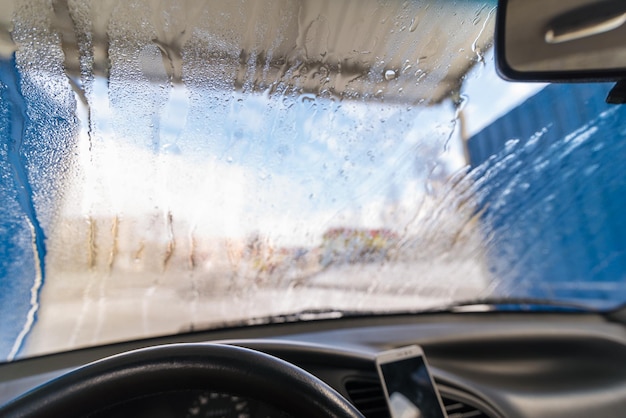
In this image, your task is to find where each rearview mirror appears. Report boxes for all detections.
[496,0,626,82]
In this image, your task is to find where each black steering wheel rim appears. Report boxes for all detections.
[0,343,365,418]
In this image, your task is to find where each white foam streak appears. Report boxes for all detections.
[7,220,43,360]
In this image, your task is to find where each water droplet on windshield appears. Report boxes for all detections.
[384,70,397,81]
[160,143,181,155]
[409,16,419,32]
[300,93,316,103]
[471,6,496,64]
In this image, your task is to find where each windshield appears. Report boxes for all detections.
[1,0,624,361]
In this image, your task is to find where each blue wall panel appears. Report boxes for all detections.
[468,83,626,308]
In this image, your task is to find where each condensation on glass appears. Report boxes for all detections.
[14,0,622,362]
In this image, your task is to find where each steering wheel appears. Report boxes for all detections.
[0,343,365,418]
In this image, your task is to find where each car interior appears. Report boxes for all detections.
[0,0,625,417]
[1,309,626,417]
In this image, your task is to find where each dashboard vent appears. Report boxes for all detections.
[344,379,389,418]
[442,396,490,418]
[345,378,491,418]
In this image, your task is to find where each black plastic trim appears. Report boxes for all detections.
[494,0,626,83]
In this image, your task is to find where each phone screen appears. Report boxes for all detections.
[378,354,447,418]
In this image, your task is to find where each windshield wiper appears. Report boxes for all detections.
[187,301,624,335]
[245,308,349,325]
[439,298,626,326]
[236,301,595,328]
[430,297,603,314]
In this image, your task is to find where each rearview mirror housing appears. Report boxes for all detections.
[496,0,626,82]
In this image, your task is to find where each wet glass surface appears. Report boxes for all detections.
[0,0,624,361]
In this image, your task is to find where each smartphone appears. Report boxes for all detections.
[375,345,448,418]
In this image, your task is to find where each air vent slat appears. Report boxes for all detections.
[345,379,390,418]
[345,378,492,418]
[446,402,466,411]
[448,411,484,418]
[349,387,384,395]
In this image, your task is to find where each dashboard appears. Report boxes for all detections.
[0,311,625,417]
